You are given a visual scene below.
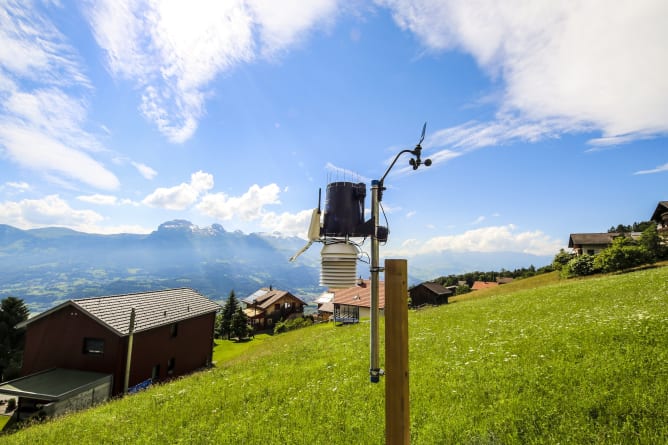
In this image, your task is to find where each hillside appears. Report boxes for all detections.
[2,267,667,444]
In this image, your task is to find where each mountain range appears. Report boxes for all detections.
[0,220,552,314]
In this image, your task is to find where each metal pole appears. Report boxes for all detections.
[370,180,381,382]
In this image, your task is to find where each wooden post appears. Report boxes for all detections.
[385,259,409,445]
[124,308,136,394]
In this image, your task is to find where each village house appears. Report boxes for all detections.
[8,288,220,410]
[331,279,385,324]
[242,287,306,329]
[568,233,619,256]
[409,282,452,308]
[568,232,644,256]
[650,200,668,239]
[471,281,499,291]
[314,291,334,321]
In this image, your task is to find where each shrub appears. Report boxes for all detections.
[563,254,597,277]
[594,244,651,273]
[274,316,314,335]
[552,249,574,271]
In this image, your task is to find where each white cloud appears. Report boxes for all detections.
[634,162,668,175]
[247,0,338,56]
[471,216,485,225]
[0,194,104,230]
[86,0,336,143]
[132,161,158,180]
[0,123,120,190]
[5,181,30,191]
[143,171,214,210]
[260,208,314,238]
[386,224,563,257]
[77,194,118,205]
[0,3,118,190]
[380,0,668,143]
[0,0,90,87]
[197,183,281,221]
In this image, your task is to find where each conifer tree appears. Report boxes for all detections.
[219,290,239,340]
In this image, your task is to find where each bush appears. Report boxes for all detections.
[552,249,574,271]
[6,398,16,412]
[594,244,651,273]
[274,316,314,335]
[563,254,597,277]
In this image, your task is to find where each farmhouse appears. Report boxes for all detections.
[409,282,452,308]
[16,288,220,397]
[650,200,668,238]
[242,287,306,329]
[331,279,385,324]
[568,233,619,256]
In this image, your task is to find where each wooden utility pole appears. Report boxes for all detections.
[123,308,136,394]
[385,259,409,445]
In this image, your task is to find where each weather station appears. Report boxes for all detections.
[290,124,432,444]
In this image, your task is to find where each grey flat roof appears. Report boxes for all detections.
[0,368,112,401]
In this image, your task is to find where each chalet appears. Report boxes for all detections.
[242,287,306,329]
[568,233,618,256]
[331,279,385,324]
[568,232,643,256]
[409,282,452,308]
[16,288,220,398]
[650,201,668,238]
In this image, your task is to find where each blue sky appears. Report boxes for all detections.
[1,0,667,267]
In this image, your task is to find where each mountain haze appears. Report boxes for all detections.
[0,220,553,314]
[0,220,321,312]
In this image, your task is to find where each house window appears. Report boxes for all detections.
[587,249,595,255]
[83,338,105,355]
[167,358,175,375]
[170,322,178,337]
[274,304,280,311]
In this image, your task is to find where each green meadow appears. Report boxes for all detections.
[2,267,667,444]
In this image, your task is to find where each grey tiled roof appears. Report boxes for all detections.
[73,288,221,335]
[21,288,221,336]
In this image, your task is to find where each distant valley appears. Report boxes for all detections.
[0,220,552,314]
[0,220,322,313]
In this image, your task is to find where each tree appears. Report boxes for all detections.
[593,236,649,273]
[230,307,250,340]
[0,296,29,381]
[639,223,663,262]
[552,249,573,271]
[219,290,239,340]
[563,254,597,277]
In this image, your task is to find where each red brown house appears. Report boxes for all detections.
[242,287,306,329]
[18,288,221,396]
[331,279,386,324]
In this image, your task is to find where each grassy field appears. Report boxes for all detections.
[2,266,667,444]
[0,415,9,431]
